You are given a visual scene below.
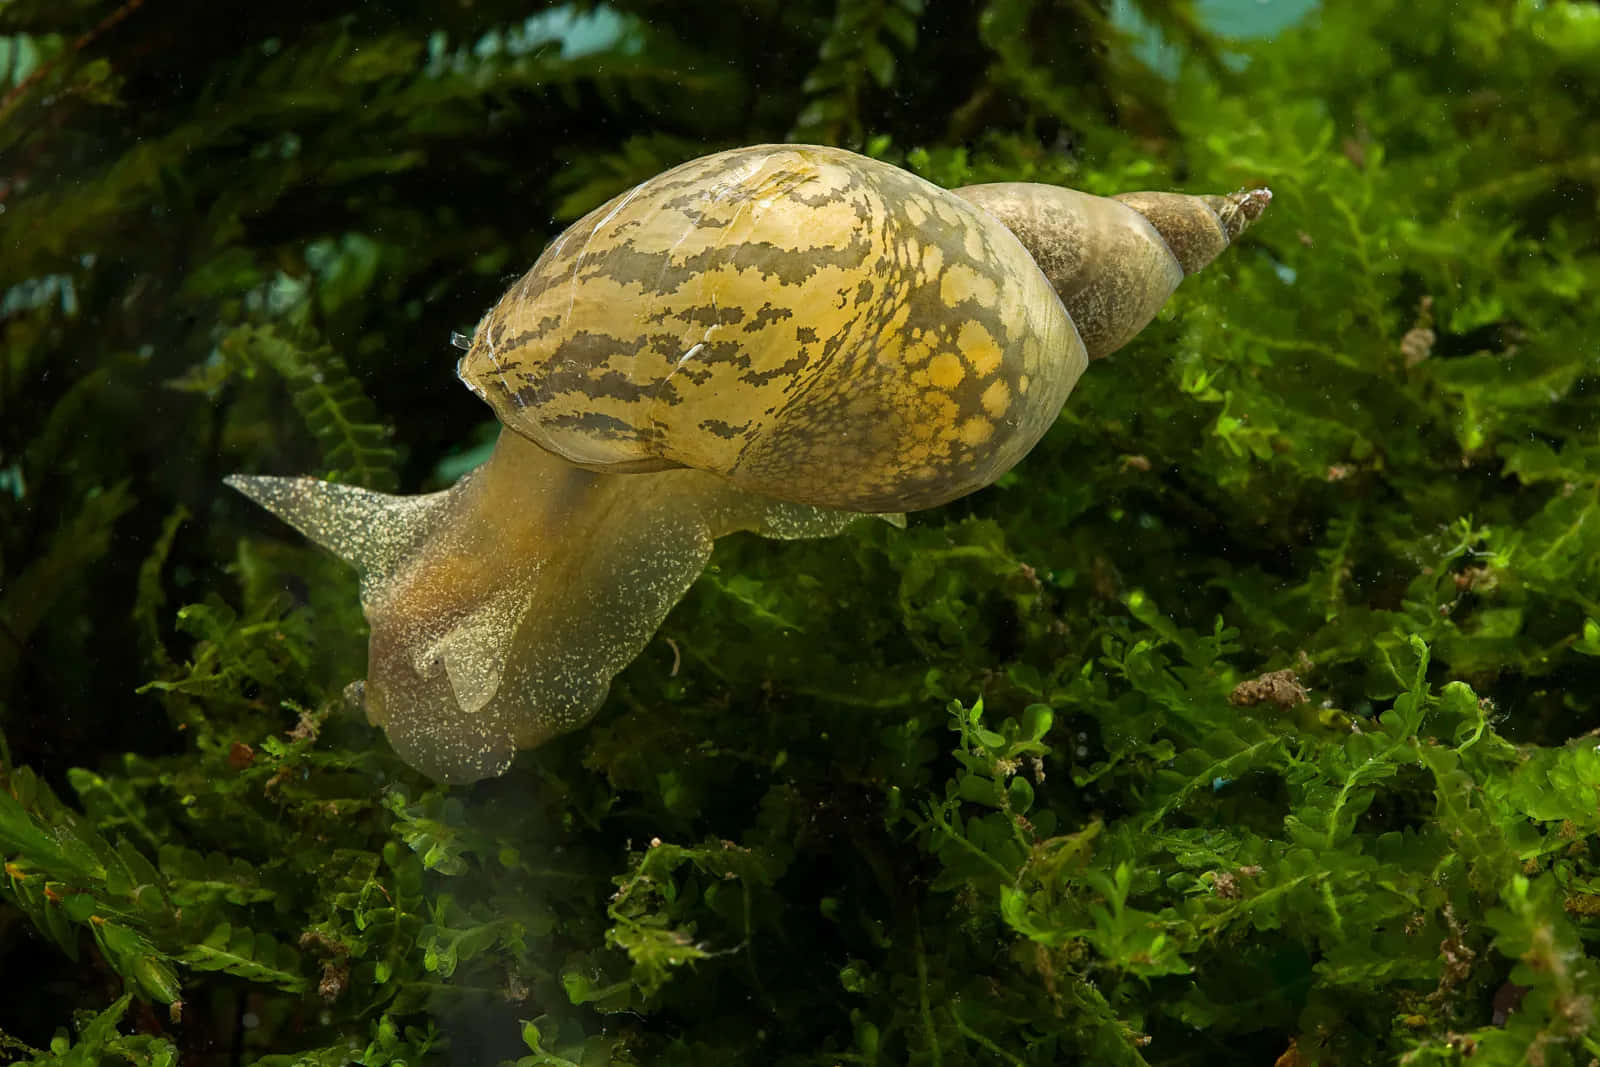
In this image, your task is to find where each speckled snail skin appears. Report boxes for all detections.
[227,143,1270,784]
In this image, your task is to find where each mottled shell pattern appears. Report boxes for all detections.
[458,144,1084,515]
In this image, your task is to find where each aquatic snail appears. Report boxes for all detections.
[228,143,1269,783]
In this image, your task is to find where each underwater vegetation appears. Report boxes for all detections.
[0,0,1597,1063]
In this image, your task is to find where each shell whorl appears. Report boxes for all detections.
[1113,187,1272,274]
[955,183,1271,360]
[458,144,1083,514]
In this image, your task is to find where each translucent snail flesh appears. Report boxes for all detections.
[228,144,1269,783]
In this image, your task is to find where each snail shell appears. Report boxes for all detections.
[229,144,1268,782]
[462,145,1080,514]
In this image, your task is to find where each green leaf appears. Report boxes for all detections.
[179,923,307,992]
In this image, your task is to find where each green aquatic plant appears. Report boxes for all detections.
[2,0,1598,1064]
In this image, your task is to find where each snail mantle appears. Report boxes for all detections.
[228,143,1269,783]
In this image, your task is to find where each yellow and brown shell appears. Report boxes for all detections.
[457,144,1084,514]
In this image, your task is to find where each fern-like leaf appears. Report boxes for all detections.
[215,325,399,491]
[180,923,307,992]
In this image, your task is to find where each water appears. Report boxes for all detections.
[1,2,1596,1064]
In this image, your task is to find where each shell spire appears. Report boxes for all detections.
[1112,186,1273,276]
[1213,186,1273,244]
[955,179,1272,359]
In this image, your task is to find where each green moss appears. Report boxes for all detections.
[2,0,1598,1063]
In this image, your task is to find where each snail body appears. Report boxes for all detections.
[229,144,1268,783]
